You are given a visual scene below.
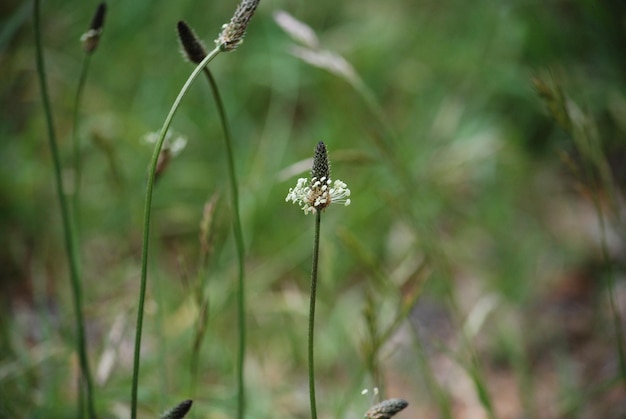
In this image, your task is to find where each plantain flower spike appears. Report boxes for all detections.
[177,21,208,64]
[160,399,193,419]
[286,141,351,215]
[215,0,261,52]
[81,2,107,53]
[365,398,409,419]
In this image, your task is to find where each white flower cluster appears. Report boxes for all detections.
[286,176,351,215]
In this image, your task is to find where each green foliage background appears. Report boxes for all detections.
[1,0,625,417]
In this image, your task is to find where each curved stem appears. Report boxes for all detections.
[33,1,96,417]
[131,46,221,419]
[201,67,247,419]
[308,211,322,419]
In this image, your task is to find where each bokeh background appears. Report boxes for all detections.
[1,0,626,417]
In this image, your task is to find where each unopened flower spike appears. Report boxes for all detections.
[81,2,107,53]
[177,21,208,64]
[160,399,193,419]
[215,0,261,52]
[286,141,351,214]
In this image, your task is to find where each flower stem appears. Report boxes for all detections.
[71,53,92,226]
[131,46,222,419]
[33,1,96,417]
[308,210,322,419]
[200,67,247,419]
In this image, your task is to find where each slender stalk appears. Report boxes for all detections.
[200,67,247,419]
[189,292,209,398]
[71,53,92,225]
[33,1,96,417]
[593,194,626,389]
[453,293,496,419]
[583,126,626,389]
[308,211,322,419]
[468,357,496,419]
[131,46,222,419]
[189,194,217,402]
[568,95,626,389]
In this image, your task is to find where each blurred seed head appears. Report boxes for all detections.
[365,398,408,419]
[361,387,379,396]
[215,0,261,52]
[532,75,571,131]
[273,10,319,49]
[160,399,193,419]
[289,46,359,86]
[200,193,220,261]
[143,130,188,181]
[143,130,188,155]
[273,10,360,86]
[81,2,107,53]
[177,21,208,64]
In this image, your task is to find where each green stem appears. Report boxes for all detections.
[189,292,209,398]
[468,355,496,419]
[72,53,92,225]
[131,46,221,419]
[308,211,322,419]
[33,1,96,417]
[200,67,247,419]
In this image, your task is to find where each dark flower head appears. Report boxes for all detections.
[177,21,208,64]
[81,2,107,53]
[160,399,193,419]
[311,141,330,181]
